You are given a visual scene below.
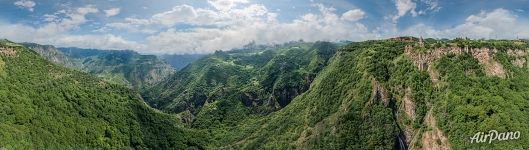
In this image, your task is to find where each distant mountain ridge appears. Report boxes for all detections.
[0,40,207,149]
[8,38,529,149]
[57,47,176,90]
[20,43,177,91]
[143,38,529,149]
[159,54,205,70]
[21,43,77,68]
[142,41,338,120]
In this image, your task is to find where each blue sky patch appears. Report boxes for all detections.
[0,0,528,54]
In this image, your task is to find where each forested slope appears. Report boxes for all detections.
[143,41,338,115]
[142,38,529,149]
[21,43,77,68]
[220,38,529,149]
[19,44,176,91]
[3,37,529,149]
[0,40,207,149]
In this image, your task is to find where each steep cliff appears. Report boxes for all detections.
[57,47,176,90]
[195,38,529,149]
[21,43,77,68]
[401,38,529,149]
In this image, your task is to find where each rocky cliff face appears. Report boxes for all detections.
[22,43,76,68]
[0,46,18,57]
[507,49,529,67]
[404,45,511,78]
[401,87,415,121]
[19,44,175,91]
[401,42,529,149]
[57,47,176,90]
[368,80,390,107]
[421,110,451,150]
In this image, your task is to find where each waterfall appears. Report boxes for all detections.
[390,98,407,150]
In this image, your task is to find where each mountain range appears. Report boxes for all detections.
[0,40,207,149]
[3,37,529,149]
[21,44,203,91]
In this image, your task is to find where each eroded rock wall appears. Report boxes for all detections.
[404,46,511,78]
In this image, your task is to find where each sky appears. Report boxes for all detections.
[0,0,529,54]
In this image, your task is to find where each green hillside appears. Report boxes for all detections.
[224,38,529,149]
[159,54,205,70]
[199,40,408,149]
[0,40,207,149]
[143,41,338,115]
[144,38,529,149]
[3,37,529,149]
[21,43,77,68]
[20,44,176,91]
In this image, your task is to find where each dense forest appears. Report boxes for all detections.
[2,37,529,149]
[143,37,529,149]
[17,45,177,91]
[143,41,338,114]
[57,47,176,91]
[0,40,207,149]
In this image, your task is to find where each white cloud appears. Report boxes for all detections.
[0,5,141,51]
[421,0,440,12]
[105,19,157,34]
[151,5,220,27]
[43,14,59,22]
[0,22,143,50]
[101,3,271,33]
[392,0,442,22]
[5,2,527,55]
[53,34,144,50]
[341,9,365,21]
[37,5,98,35]
[401,8,529,39]
[104,8,120,17]
[207,0,248,11]
[75,5,98,15]
[392,0,417,22]
[143,4,372,54]
[85,3,372,54]
[14,0,36,12]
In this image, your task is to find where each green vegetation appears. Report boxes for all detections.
[54,47,176,91]
[19,44,176,91]
[421,37,529,51]
[143,41,338,115]
[159,54,205,70]
[3,37,529,149]
[432,50,529,149]
[0,40,207,149]
[160,38,529,149]
[22,43,76,68]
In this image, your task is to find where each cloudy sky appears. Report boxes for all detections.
[0,0,528,54]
